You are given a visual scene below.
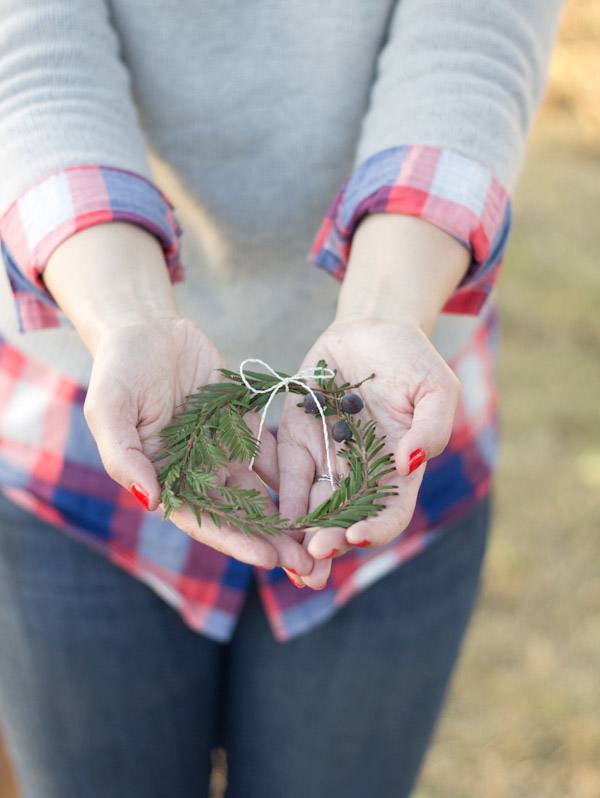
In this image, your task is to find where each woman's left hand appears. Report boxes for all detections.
[277,318,461,589]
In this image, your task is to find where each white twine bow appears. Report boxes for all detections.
[238,358,337,490]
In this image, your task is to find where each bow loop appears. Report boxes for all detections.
[238,358,337,490]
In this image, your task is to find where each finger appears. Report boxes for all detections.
[271,532,315,577]
[294,477,348,561]
[305,524,349,561]
[277,437,315,523]
[282,568,306,589]
[296,552,332,590]
[345,474,423,548]
[394,381,460,476]
[290,480,340,589]
[245,415,279,491]
[277,385,333,516]
[84,392,161,510]
[170,504,280,568]
[229,466,314,576]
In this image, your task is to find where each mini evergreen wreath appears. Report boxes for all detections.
[155,359,398,537]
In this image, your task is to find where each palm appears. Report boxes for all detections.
[86,319,313,574]
[278,319,460,588]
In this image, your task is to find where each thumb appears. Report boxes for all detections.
[394,385,459,477]
[84,394,161,510]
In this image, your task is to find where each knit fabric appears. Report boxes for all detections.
[0,0,562,379]
[0,1,561,640]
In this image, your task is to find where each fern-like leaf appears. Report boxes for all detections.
[157,362,393,537]
[217,407,260,462]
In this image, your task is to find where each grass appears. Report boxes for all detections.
[414,5,600,793]
[414,103,600,798]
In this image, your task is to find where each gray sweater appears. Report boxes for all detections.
[0,0,563,386]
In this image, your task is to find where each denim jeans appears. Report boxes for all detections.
[0,491,490,798]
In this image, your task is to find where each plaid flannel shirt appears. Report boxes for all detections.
[0,146,509,642]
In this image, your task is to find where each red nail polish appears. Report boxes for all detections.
[286,568,298,575]
[284,569,304,588]
[130,483,150,510]
[354,539,371,548]
[408,448,426,474]
[324,548,339,559]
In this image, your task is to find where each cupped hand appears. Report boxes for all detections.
[277,318,461,588]
[84,317,314,574]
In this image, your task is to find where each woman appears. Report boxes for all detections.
[0,2,562,796]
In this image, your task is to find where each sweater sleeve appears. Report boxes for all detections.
[310,145,510,315]
[310,0,562,314]
[353,0,564,190]
[0,0,182,331]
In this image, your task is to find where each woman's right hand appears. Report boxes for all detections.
[86,319,313,573]
[43,223,314,574]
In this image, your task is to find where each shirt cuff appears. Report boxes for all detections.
[310,146,511,315]
[0,165,184,332]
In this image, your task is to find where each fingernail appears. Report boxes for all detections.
[286,567,299,575]
[130,483,150,510]
[353,539,371,548]
[284,569,304,589]
[408,448,426,474]
[320,548,339,560]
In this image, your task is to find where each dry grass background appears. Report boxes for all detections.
[415,2,600,796]
[1,2,598,796]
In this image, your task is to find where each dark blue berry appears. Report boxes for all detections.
[340,392,363,414]
[303,391,326,414]
[332,420,353,443]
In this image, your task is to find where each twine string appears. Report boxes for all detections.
[238,358,337,490]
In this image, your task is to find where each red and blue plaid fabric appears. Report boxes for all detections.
[0,149,509,642]
[311,145,510,315]
[0,165,183,332]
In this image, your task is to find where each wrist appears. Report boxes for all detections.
[44,222,179,353]
[81,303,181,356]
[335,214,470,337]
[334,308,426,337]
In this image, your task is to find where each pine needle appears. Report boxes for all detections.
[156,363,395,537]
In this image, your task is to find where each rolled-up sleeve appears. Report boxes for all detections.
[310,145,510,315]
[310,0,563,314]
[0,166,182,331]
[0,0,183,331]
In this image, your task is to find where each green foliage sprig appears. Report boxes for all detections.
[155,361,397,537]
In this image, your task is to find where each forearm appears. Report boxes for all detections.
[335,214,470,336]
[44,222,179,354]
